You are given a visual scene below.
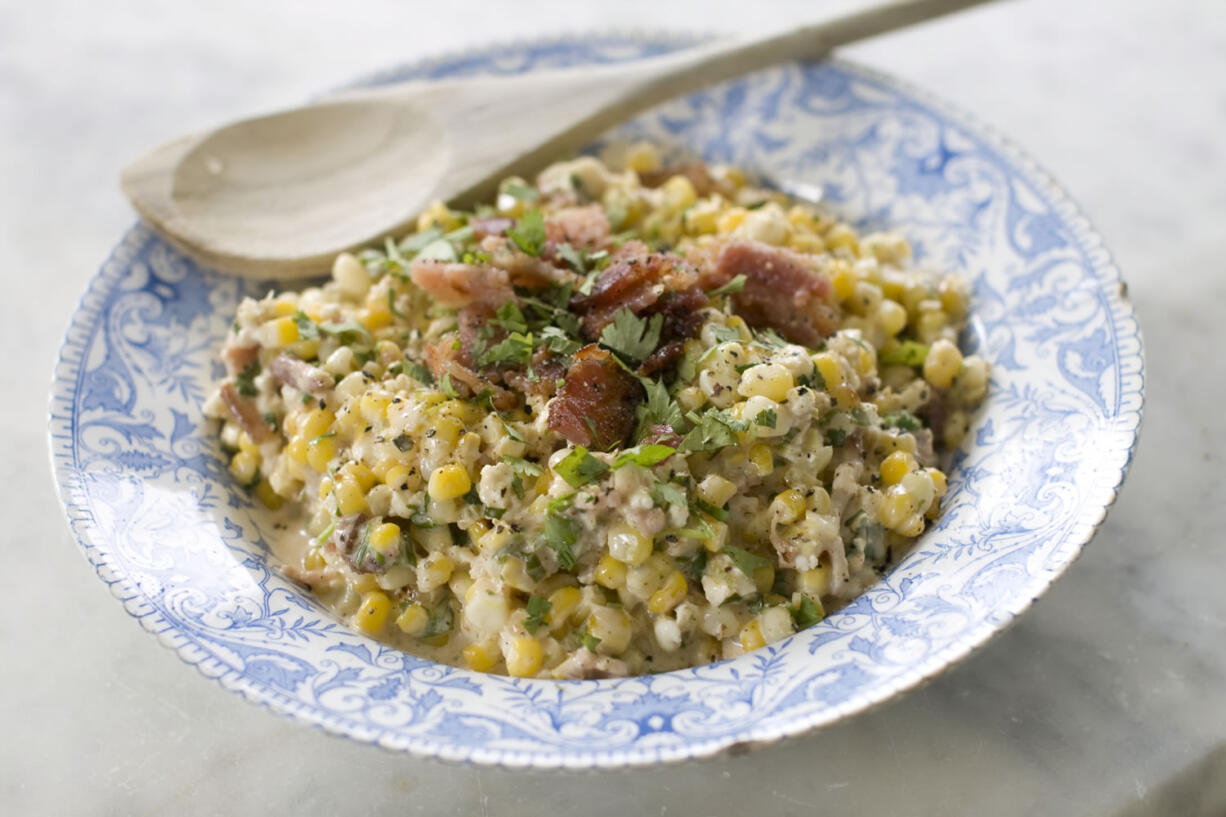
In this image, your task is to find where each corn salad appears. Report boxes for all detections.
[204,145,988,678]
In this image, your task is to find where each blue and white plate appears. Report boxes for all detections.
[49,34,1143,768]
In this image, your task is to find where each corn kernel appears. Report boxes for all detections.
[340,461,376,492]
[353,591,391,634]
[352,573,379,594]
[299,408,335,440]
[270,298,297,318]
[648,571,688,614]
[427,463,471,500]
[738,363,793,402]
[229,450,259,485]
[880,450,918,486]
[433,416,464,447]
[266,315,299,347]
[717,207,747,233]
[254,479,283,509]
[384,464,413,491]
[607,521,653,566]
[697,474,737,507]
[812,353,845,391]
[286,436,309,464]
[500,557,536,594]
[878,299,909,336]
[825,224,861,256]
[368,522,402,556]
[334,477,368,515]
[772,489,807,525]
[303,549,326,571]
[359,305,393,331]
[590,555,626,591]
[939,278,969,319]
[740,619,766,652]
[547,586,583,629]
[752,564,775,595]
[359,392,392,423]
[462,640,500,673]
[237,431,260,456]
[748,443,775,477]
[624,142,660,173]
[417,200,461,231]
[830,384,860,409]
[830,260,856,301]
[505,636,544,677]
[419,553,454,591]
[317,477,333,499]
[586,607,633,655]
[396,603,429,636]
[661,174,698,210]
[799,563,831,597]
[928,467,948,497]
[923,339,963,389]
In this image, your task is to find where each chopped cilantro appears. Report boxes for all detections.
[479,331,534,368]
[386,289,405,319]
[679,548,708,582]
[579,625,602,653]
[318,320,372,345]
[502,181,539,202]
[234,360,260,397]
[493,301,528,334]
[554,446,609,488]
[524,595,551,634]
[754,409,777,429]
[398,227,444,255]
[555,243,586,273]
[508,209,546,257]
[826,427,848,446]
[694,499,730,522]
[711,325,743,343]
[542,512,577,570]
[635,378,684,440]
[293,310,319,340]
[724,544,771,576]
[405,361,434,385]
[422,602,455,637]
[539,325,581,357]
[440,372,459,398]
[392,434,413,452]
[612,444,676,469]
[882,410,923,431]
[651,480,687,508]
[599,308,662,365]
[680,408,749,453]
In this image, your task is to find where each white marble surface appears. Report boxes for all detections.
[3,0,1225,814]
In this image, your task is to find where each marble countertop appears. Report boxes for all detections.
[4,1,1224,814]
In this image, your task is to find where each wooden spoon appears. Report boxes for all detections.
[121,0,992,279]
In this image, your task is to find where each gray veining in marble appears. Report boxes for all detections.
[2,1,1224,815]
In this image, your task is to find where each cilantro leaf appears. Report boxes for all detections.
[826,427,848,446]
[318,320,372,345]
[599,308,662,364]
[680,408,749,453]
[399,227,444,255]
[501,181,539,202]
[540,325,581,357]
[651,480,687,508]
[234,360,260,397]
[542,512,578,570]
[554,446,610,488]
[612,444,676,469]
[724,544,771,577]
[508,209,546,257]
[555,243,586,273]
[405,361,434,385]
[579,625,601,653]
[882,410,923,431]
[293,310,320,340]
[392,434,413,452]
[440,372,459,398]
[524,595,551,634]
[494,301,528,334]
[636,378,684,439]
[694,499,730,522]
[754,409,777,429]
[479,331,534,368]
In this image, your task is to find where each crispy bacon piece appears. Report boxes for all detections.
[409,261,513,309]
[219,382,274,443]
[545,205,610,250]
[571,244,709,342]
[268,353,334,395]
[503,347,568,399]
[547,345,642,449]
[422,340,517,411]
[479,236,578,290]
[702,241,836,346]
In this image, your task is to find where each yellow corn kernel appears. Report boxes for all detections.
[437,399,480,425]
[286,436,309,464]
[353,591,391,635]
[421,553,454,589]
[683,199,721,235]
[701,519,729,553]
[830,260,856,301]
[799,563,831,597]
[338,462,376,493]
[923,339,963,389]
[825,223,861,256]
[928,467,948,497]
[370,457,395,481]
[500,557,536,594]
[229,450,259,485]
[396,603,429,636]
[740,619,766,652]
[830,384,860,409]
[648,571,688,614]
[360,305,394,331]
[738,363,793,402]
[624,142,660,173]
[287,338,320,361]
[334,477,368,516]
[462,640,500,673]
[384,464,413,491]
[585,607,633,655]
[299,408,335,440]
[772,489,807,525]
[359,392,392,423]
[790,232,826,254]
[236,431,260,456]
[467,519,491,547]
[607,521,653,566]
[787,204,818,231]
[880,450,918,486]
[595,554,628,589]
[267,315,300,346]
[317,477,333,500]
[432,416,464,448]
[368,522,402,556]
[697,474,737,508]
[717,207,747,233]
[505,636,544,678]
[428,463,471,500]
[939,278,969,319]
[352,573,379,594]
[745,443,775,478]
[477,523,514,555]
[878,299,909,336]
[812,353,845,391]
[303,549,326,571]
[254,479,283,510]
[752,564,775,595]
[661,175,698,210]
[547,586,583,629]
[270,298,297,318]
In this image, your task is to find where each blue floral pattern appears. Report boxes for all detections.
[49,35,1143,768]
